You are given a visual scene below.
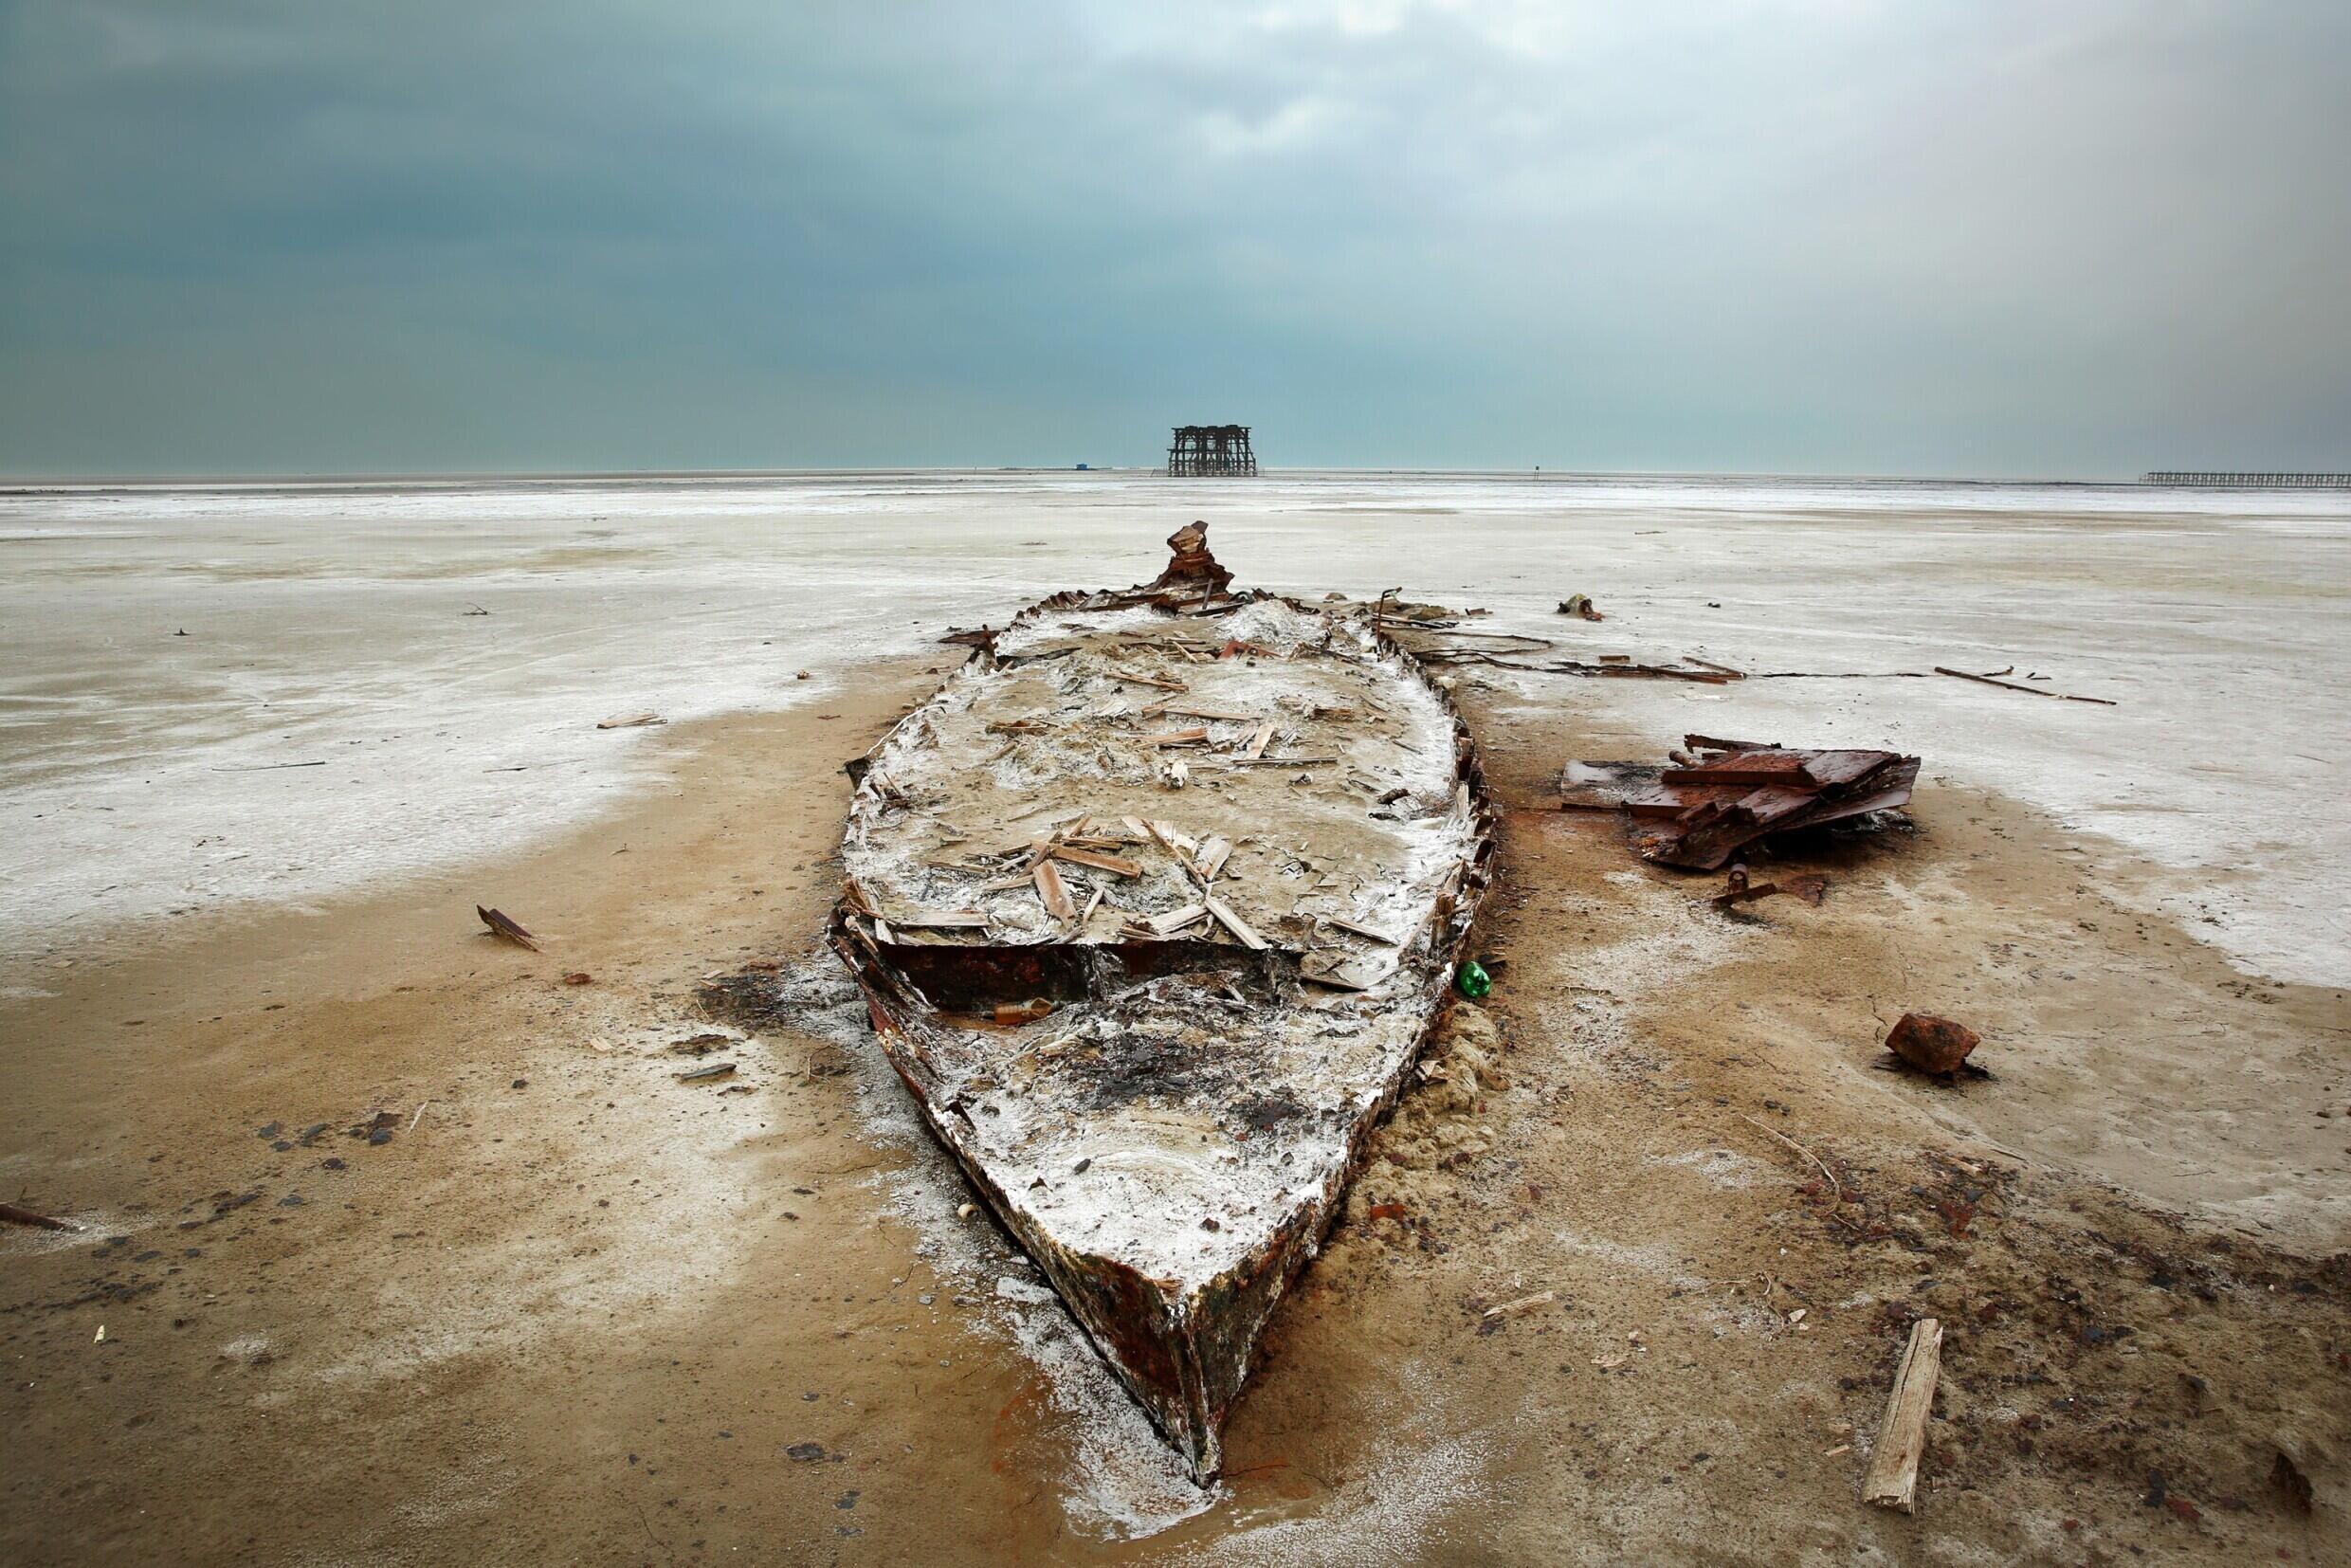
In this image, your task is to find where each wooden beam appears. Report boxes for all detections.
[1862,1319,1942,1513]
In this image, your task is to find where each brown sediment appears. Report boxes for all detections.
[0,619,2344,1562]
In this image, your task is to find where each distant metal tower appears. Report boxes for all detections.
[1166,425,1257,477]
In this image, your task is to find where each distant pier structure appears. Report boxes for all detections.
[1167,425,1257,477]
[2143,471,2351,489]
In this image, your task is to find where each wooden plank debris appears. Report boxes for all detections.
[1032,859,1078,921]
[1148,702,1260,723]
[1627,738,1920,870]
[1241,720,1277,759]
[1194,836,1234,880]
[0,1202,73,1231]
[1049,845,1143,877]
[1862,1319,1943,1513]
[1143,727,1211,747]
[1203,895,1269,950]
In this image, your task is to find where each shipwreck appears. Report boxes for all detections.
[830,522,1495,1479]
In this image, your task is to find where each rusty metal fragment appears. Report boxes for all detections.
[1886,1012,1980,1076]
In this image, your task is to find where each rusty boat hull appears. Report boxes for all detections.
[829,526,1496,1479]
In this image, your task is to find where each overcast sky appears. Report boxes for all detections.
[3,0,2345,478]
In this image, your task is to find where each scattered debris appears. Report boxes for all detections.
[1556,594,1604,621]
[0,1202,73,1231]
[1710,865,1831,910]
[476,905,540,951]
[940,625,1000,647]
[1862,1318,1943,1513]
[1934,665,2116,705]
[1886,1013,1980,1077]
[595,712,665,729]
[1482,1289,1557,1322]
[1610,736,1919,870]
[666,1033,734,1057]
[674,1062,738,1084]
[561,971,594,986]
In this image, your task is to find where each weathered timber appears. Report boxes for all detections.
[829,522,1494,1481]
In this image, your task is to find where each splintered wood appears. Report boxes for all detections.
[1031,858,1077,921]
[1863,1319,1943,1513]
[1612,736,1920,870]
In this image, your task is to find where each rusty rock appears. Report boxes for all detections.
[1886,1013,1979,1076]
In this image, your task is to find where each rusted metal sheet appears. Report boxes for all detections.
[1569,735,1918,870]
[829,524,1496,1482]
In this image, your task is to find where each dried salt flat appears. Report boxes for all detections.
[831,525,1496,1480]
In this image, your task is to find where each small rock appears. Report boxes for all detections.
[786,1443,827,1462]
[1886,1013,1979,1076]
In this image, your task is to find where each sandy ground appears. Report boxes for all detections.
[5,627,2347,1564]
[3,482,2348,1562]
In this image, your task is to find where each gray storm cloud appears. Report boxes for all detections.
[1,0,2344,476]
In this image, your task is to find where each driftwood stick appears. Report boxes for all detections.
[0,1202,74,1231]
[1933,665,2116,706]
[1737,1112,1841,1206]
[1863,1318,1943,1512]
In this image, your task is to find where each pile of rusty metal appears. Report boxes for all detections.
[1582,734,1920,869]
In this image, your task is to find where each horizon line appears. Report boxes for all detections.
[0,462,2189,494]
